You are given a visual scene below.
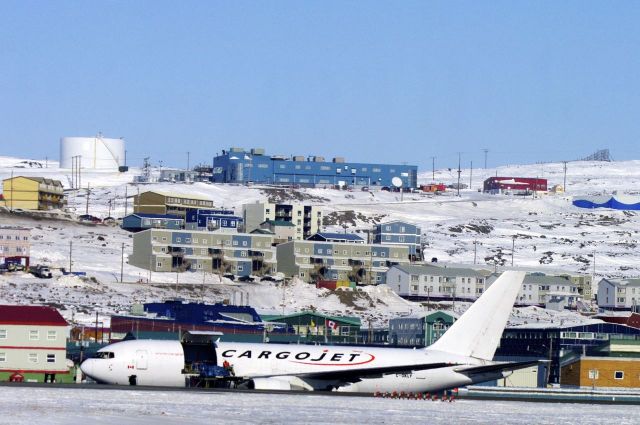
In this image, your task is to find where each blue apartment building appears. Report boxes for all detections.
[211,147,418,189]
[374,220,422,259]
[184,208,242,232]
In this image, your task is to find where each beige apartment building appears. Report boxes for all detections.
[243,202,322,240]
[0,305,69,382]
[0,226,31,267]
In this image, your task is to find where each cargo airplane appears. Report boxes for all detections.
[81,271,534,392]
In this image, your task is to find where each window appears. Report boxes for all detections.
[0,352,5,362]
[176,237,181,242]
[588,369,599,379]
[28,353,38,363]
[47,330,57,341]
[237,265,243,271]
[0,329,6,339]
[157,262,162,267]
[29,330,39,340]
[614,371,624,380]
[47,354,56,363]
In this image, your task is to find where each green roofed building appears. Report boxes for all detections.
[262,311,361,344]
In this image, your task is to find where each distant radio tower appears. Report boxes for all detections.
[580,149,611,162]
[483,148,489,169]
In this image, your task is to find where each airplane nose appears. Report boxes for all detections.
[80,359,94,377]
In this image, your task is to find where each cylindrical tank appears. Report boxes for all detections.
[60,136,125,169]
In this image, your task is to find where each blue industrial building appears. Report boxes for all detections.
[184,208,242,231]
[211,147,418,189]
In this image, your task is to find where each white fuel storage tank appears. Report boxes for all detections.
[59,136,125,169]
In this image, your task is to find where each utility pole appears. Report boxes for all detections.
[483,149,489,169]
[511,236,516,267]
[430,156,436,181]
[563,161,568,192]
[124,185,128,216]
[473,239,478,264]
[85,183,91,215]
[120,242,125,283]
[469,161,473,189]
[69,241,72,273]
[187,152,190,171]
[9,170,13,211]
[456,153,462,197]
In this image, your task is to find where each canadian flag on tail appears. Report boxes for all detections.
[326,319,339,330]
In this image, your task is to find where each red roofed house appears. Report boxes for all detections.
[0,305,69,382]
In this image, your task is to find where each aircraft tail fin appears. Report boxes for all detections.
[427,271,525,361]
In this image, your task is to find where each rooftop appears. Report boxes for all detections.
[393,264,485,278]
[139,190,214,202]
[3,176,63,186]
[308,232,365,242]
[128,213,183,220]
[0,305,68,326]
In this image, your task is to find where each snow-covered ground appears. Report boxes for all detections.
[1,386,639,425]
[1,155,639,327]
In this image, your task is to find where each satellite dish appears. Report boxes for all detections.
[391,176,403,188]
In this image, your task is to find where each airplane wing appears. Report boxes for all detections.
[247,362,456,383]
[453,360,541,376]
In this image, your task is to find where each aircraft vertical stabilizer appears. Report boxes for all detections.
[427,271,525,361]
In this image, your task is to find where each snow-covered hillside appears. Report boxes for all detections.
[1,155,638,327]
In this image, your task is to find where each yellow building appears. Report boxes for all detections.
[561,356,640,388]
[133,190,215,218]
[1,176,65,210]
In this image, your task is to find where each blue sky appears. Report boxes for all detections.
[1,1,639,170]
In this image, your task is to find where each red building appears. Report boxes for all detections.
[483,177,547,194]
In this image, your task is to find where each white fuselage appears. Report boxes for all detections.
[80,340,506,392]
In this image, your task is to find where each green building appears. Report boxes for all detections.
[262,311,361,344]
[388,310,457,347]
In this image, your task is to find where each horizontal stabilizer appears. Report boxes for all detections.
[454,360,541,376]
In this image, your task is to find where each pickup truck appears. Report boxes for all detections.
[29,265,52,278]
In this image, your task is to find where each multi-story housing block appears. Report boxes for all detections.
[387,264,486,301]
[597,278,640,310]
[487,273,580,308]
[133,191,215,219]
[184,208,241,232]
[1,176,65,210]
[277,240,410,284]
[374,221,422,260]
[129,229,276,277]
[0,305,69,382]
[0,226,31,267]
[243,202,322,240]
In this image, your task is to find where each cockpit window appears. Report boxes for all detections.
[95,352,115,359]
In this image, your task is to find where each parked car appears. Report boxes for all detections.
[260,275,275,282]
[78,214,102,224]
[223,273,235,280]
[1,263,25,272]
[237,275,255,282]
[381,186,391,192]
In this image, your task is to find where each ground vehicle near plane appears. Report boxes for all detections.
[81,271,532,392]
